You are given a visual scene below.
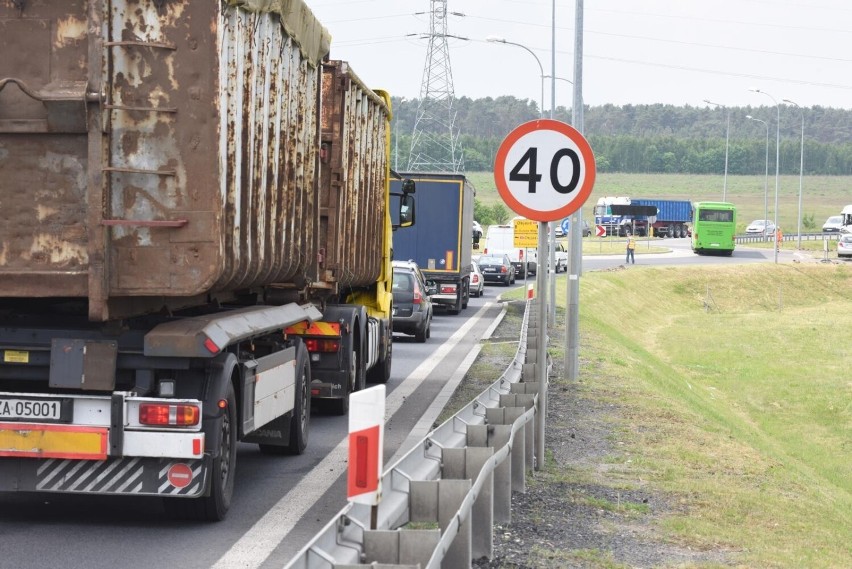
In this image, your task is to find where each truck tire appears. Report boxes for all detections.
[367,341,392,384]
[448,288,462,315]
[164,380,237,522]
[461,280,469,309]
[287,344,310,454]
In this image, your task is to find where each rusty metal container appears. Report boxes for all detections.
[320,61,390,290]
[0,0,335,321]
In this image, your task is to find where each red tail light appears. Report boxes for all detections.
[413,282,422,305]
[500,266,507,273]
[305,338,341,353]
[440,284,457,294]
[139,403,200,426]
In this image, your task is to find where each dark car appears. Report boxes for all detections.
[391,260,433,342]
[477,254,516,286]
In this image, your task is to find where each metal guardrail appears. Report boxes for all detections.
[735,232,842,245]
[286,299,546,569]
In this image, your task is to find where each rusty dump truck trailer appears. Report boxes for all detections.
[0,0,402,520]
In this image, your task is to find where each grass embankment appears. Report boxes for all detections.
[505,263,852,567]
[469,171,852,235]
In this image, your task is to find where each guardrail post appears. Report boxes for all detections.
[511,383,540,471]
[467,424,513,524]
[486,407,526,494]
[502,392,537,474]
[443,447,494,560]
[410,479,472,569]
[334,529,439,569]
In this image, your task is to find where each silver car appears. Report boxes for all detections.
[391,260,433,342]
[469,262,484,297]
[745,219,776,236]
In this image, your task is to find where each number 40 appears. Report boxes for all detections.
[509,147,580,194]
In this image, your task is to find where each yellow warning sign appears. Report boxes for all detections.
[513,218,538,248]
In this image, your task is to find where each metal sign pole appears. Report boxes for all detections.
[535,222,548,471]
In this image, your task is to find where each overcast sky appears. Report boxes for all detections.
[310,0,852,112]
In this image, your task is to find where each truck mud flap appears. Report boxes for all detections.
[0,457,208,497]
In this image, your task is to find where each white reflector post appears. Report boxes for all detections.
[347,385,385,506]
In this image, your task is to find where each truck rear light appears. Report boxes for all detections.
[139,403,200,426]
[305,338,340,353]
[203,337,220,354]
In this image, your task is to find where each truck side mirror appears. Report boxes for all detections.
[397,194,415,228]
[401,179,416,194]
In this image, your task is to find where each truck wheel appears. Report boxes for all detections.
[164,381,237,521]
[367,341,392,384]
[448,290,462,315]
[461,281,469,309]
[287,344,310,454]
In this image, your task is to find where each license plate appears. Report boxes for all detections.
[0,423,107,460]
[0,397,73,423]
[483,267,495,272]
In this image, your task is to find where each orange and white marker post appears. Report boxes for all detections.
[347,385,385,528]
[527,283,535,299]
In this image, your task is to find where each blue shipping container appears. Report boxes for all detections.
[632,199,693,222]
[390,173,474,278]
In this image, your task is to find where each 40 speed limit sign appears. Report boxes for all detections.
[494,119,596,222]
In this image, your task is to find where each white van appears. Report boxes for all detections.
[841,204,852,233]
[483,223,537,278]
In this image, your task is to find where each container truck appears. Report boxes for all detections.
[391,173,473,315]
[594,197,692,237]
[0,0,413,520]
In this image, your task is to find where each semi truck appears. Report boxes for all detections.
[0,0,413,520]
[594,197,693,238]
[391,173,473,315]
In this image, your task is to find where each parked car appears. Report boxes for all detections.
[477,254,516,286]
[822,215,843,233]
[838,234,852,258]
[391,260,433,342]
[745,219,776,236]
[470,261,485,297]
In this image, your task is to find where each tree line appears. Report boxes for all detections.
[390,97,852,175]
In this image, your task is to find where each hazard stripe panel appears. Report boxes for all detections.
[286,321,341,336]
[0,456,207,496]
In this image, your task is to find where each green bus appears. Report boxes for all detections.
[691,201,736,256]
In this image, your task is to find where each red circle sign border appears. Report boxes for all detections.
[494,119,596,222]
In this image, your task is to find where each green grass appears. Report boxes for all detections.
[504,263,852,567]
[469,171,852,235]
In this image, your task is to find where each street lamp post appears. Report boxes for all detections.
[703,99,730,202]
[784,99,804,249]
[746,115,770,238]
[486,36,544,119]
[750,88,781,263]
[542,74,573,326]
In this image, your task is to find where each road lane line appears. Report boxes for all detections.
[212,301,497,569]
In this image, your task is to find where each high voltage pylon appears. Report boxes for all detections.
[407,0,464,173]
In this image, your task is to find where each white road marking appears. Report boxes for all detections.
[212,302,496,569]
